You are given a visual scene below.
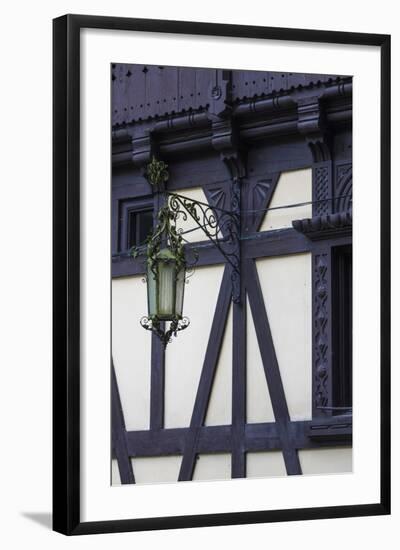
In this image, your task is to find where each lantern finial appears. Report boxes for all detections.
[146,156,169,188]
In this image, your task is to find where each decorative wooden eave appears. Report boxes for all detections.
[112,79,352,167]
[111,63,351,126]
[292,209,352,241]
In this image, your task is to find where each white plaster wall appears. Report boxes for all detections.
[256,253,312,421]
[172,186,210,243]
[298,447,352,475]
[246,451,286,478]
[246,299,275,423]
[112,276,151,430]
[131,455,182,484]
[204,305,233,426]
[192,453,231,481]
[164,264,225,428]
[111,459,121,485]
[260,168,312,231]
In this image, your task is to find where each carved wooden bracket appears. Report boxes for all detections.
[297,96,331,162]
[131,131,155,173]
[211,119,246,180]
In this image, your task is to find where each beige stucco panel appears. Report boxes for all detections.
[171,186,210,243]
[299,447,352,475]
[204,305,232,426]
[260,168,312,231]
[112,276,151,431]
[246,451,287,478]
[256,253,312,421]
[192,453,231,481]
[111,459,121,486]
[246,299,275,423]
[165,264,225,428]
[131,455,182,484]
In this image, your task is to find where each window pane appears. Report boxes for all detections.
[128,209,153,249]
[137,211,153,245]
[332,245,352,411]
[128,211,136,249]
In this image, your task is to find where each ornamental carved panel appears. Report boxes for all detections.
[334,162,352,212]
[313,162,332,217]
[313,253,331,412]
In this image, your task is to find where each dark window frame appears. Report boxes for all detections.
[117,196,154,253]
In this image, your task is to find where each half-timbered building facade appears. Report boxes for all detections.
[111,64,352,484]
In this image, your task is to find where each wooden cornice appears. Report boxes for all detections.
[292,210,352,241]
[112,81,352,167]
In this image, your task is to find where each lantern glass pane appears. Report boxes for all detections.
[158,260,176,319]
[147,266,157,318]
[175,267,185,318]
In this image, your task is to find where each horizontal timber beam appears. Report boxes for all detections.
[243,228,311,259]
[125,419,352,458]
[112,227,351,278]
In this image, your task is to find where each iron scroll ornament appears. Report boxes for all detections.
[167,191,241,303]
[140,315,190,348]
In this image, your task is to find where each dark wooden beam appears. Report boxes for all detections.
[231,284,247,478]
[124,420,351,459]
[150,334,165,430]
[113,228,313,278]
[244,228,311,259]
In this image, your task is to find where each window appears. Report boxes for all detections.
[127,209,153,249]
[332,245,352,413]
[115,197,154,253]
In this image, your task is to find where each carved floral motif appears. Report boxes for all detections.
[314,253,330,410]
[335,163,352,212]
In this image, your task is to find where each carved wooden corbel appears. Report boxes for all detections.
[131,131,156,174]
[211,118,246,180]
[297,96,331,163]
[208,69,246,179]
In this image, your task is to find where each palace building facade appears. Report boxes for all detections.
[111,64,352,484]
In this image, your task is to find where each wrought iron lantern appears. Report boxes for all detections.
[132,156,240,347]
[142,240,189,347]
[137,175,191,347]
[146,247,185,322]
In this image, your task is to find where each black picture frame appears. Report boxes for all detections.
[53,14,391,535]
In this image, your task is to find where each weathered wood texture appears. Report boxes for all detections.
[112,65,347,126]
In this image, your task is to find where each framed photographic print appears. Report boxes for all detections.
[53,14,390,535]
